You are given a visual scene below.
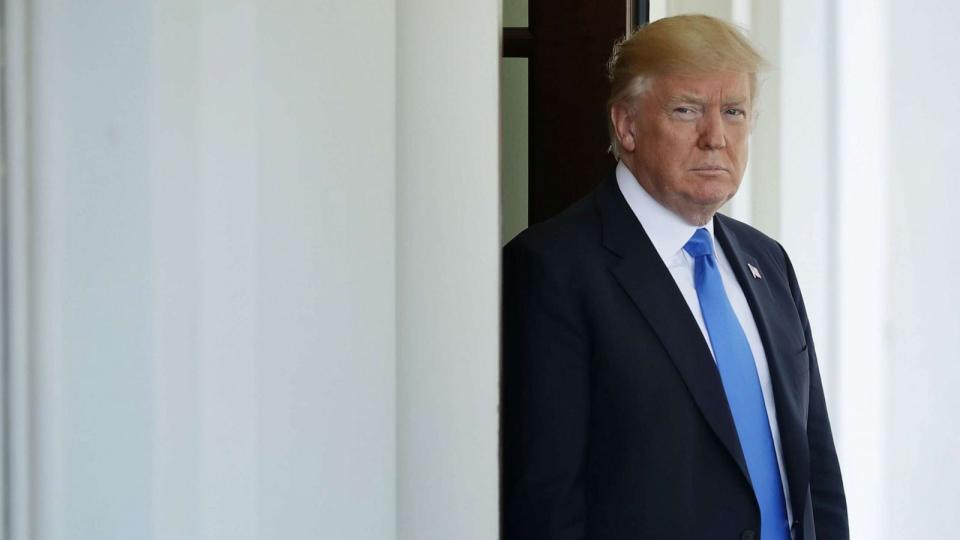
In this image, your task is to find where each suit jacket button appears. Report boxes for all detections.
[740,531,756,540]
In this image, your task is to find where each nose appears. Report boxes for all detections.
[698,109,726,150]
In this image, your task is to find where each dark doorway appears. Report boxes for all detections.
[502,1,650,236]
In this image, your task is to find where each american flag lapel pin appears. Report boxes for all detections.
[748,263,762,279]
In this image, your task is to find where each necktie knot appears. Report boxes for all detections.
[683,228,715,258]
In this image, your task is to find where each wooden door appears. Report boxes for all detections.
[503,1,650,227]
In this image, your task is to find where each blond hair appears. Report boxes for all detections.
[606,14,766,158]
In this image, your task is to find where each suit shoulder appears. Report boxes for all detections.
[716,213,784,256]
[504,189,602,263]
[715,212,799,286]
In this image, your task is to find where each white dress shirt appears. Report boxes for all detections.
[615,161,794,526]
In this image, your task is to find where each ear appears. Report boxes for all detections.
[610,101,637,154]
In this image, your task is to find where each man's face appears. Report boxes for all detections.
[614,71,752,226]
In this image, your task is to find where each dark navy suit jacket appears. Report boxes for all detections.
[502,174,848,540]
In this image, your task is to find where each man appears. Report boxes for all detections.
[502,15,848,540]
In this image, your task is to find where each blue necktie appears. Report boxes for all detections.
[684,228,789,539]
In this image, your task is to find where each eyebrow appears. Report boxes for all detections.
[671,94,706,105]
[669,94,749,106]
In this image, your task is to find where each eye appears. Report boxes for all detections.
[672,106,699,119]
[725,108,746,118]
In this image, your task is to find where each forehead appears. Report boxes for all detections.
[650,72,751,103]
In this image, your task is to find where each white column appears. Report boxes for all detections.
[833,0,889,538]
[12,0,506,537]
[149,1,204,536]
[3,0,38,538]
[396,0,500,538]
[253,0,397,537]
[776,0,835,395]
[151,1,264,537]
[30,1,155,537]
[21,1,400,538]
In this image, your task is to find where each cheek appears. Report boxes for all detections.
[728,130,750,162]
[655,134,696,166]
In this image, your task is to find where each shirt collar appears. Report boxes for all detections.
[615,160,715,265]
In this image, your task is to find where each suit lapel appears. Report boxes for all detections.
[596,177,752,486]
[714,216,811,520]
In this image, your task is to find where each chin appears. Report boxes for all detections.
[687,193,731,210]
[688,186,737,208]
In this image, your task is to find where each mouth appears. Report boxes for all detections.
[690,166,729,176]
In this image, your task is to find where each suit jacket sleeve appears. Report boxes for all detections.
[781,246,850,539]
[502,235,591,540]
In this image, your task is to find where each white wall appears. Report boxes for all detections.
[884,1,960,537]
